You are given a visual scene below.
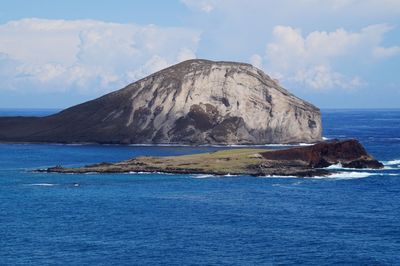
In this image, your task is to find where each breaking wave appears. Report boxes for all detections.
[191,174,215,179]
[325,163,345,169]
[311,172,374,179]
[261,175,297,178]
[312,172,398,180]
[383,159,400,166]
[128,143,315,148]
[325,163,395,170]
[128,171,174,175]
[26,183,58,186]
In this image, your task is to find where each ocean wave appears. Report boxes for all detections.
[311,172,374,179]
[383,159,400,166]
[249,143,313,147]
[191,174,215,178]
[312,172,399,180]
[261,175,297,178]
[128,143,316,148]
[224,173,239,177]
[128,171,175,175]
[26,183,58,186]
[322,137,331,140]
[191,173,237,178]
[325,163,344,169]
[325,163,396,170]
[129,143,191,147]
[384,166,397,170]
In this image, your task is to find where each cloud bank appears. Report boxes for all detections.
[0,18,199,93]
[1,1,400,102]
[252,24,396,90]
[181,0,400,93]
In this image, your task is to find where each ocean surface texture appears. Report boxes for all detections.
[0,109,399,265]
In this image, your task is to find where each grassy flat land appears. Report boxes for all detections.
[42,147,332,176]
[130,148,270,174]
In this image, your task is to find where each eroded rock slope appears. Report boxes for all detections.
[0,59,322,144]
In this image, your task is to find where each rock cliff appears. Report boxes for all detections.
[260,139,384,169]
[0,59,322,144]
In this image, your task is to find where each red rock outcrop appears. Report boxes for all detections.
[261,139,383,169]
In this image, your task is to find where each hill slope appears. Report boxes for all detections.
[0,59,321,144]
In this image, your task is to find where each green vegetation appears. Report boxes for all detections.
[133,148,269,174]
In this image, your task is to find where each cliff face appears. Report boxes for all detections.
[261,139,384,169]
[0,59,322,144]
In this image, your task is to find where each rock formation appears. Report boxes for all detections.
[260,139,384,169]
[0,59,322,144]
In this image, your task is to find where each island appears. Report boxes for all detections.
[0,59,321,145]
[40,139,383,177]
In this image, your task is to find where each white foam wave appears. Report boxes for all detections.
[384,166,396,170]
[299,143,314,146]
[129,171,149,174]
[207,142,314,148]
[128,171,175,175]
[265,143,314,147]
[224,173,238,177]
[325,163,395,171]
[129,143,191,147]
[384,159,400,166]
[311,172,374,179]
[322,137,331,140]
[129,143,315,148]
[326,163,344,169]
[192,174,215,178]
[261,175,297,178]
[26,183,58,186]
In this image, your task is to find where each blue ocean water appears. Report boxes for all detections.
[0,109,399,265]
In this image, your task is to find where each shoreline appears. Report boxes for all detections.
[0,141,319,147]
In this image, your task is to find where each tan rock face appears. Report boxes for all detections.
[0,59,322,144]
[116,59,321,144]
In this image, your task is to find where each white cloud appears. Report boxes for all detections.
[181,0,215,13]
[0,18,200,93]
[321,0,400,13]
[182,0,400,16]
[373,46,400,58]
[250,54,263,69]
[255,24,394,90]
[176,47,197,62]
[292,65,363,90]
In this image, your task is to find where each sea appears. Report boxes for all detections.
[0,108,399,265]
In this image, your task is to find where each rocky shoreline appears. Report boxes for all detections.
[38,139,383,177]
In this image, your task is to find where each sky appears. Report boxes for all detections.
[0,0,399,108]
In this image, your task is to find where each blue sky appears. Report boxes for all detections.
[0,0,399,108]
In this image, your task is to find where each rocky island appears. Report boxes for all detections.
[41,140,383,177]
[0,59,321,145]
